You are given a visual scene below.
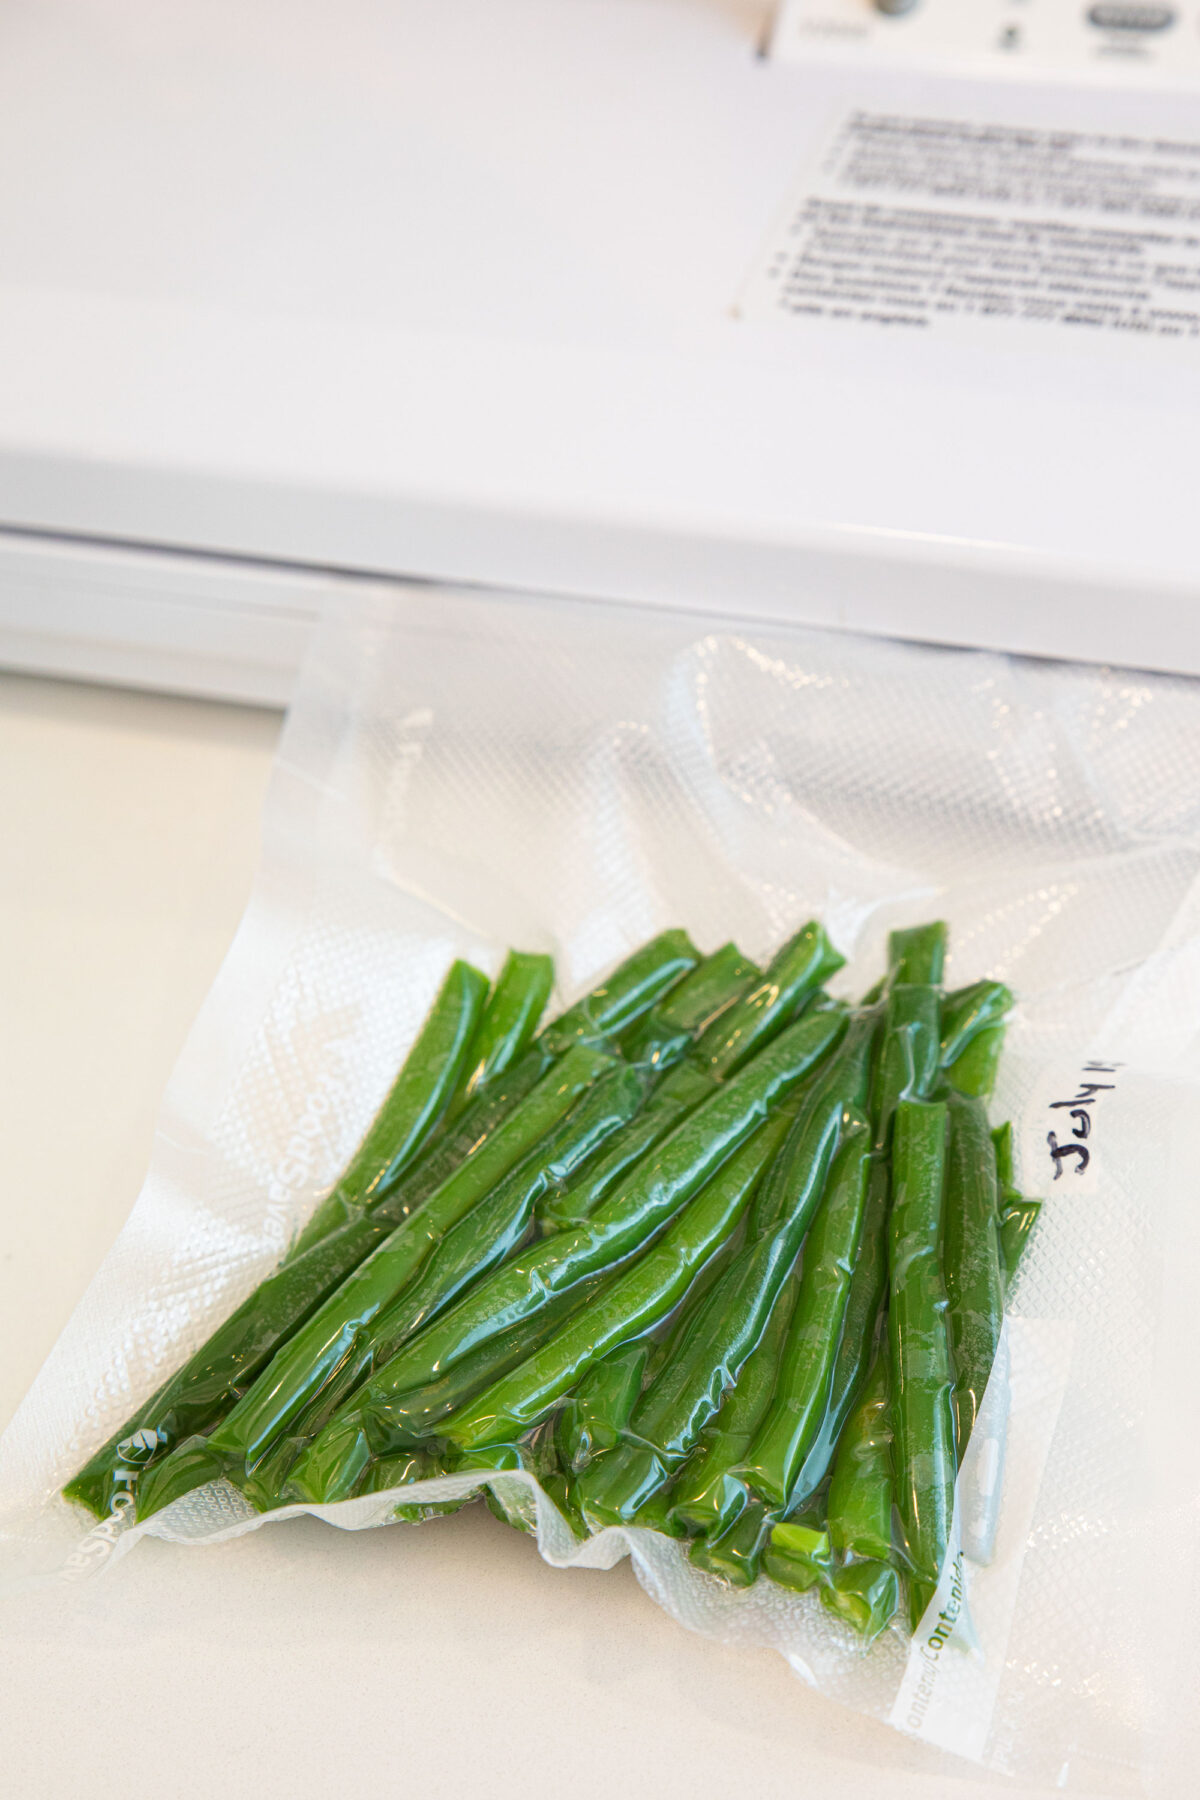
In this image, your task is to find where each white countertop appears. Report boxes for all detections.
[0,671,1144,1799]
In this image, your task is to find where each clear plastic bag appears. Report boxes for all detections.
[4,581,1200,1791]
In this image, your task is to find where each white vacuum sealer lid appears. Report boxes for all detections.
[1,0,1199,684]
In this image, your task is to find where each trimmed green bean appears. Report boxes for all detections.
[444,950,555,1123]
[288,1277,608,1504]
[787,932,944,1508]
[668,1268,801,1539]
[991,1120,1015,1190]
[138,1044,613,1517]
[820,1561,901,1643]
[294,1027,556,1261]
[555,1342,651,1474]
[826,1350,893,1563]
[358,1448,436,1497]
[940,980,1012,1071]
[764,1518,833,1591]
[537,1063,716,1232]
[787,1161,888,1508]
[328,932,699,1255]
[290,960,490,1256]
[868,985,942,1152]
[1000,1198,1041,1280]
[539,930,700,1053]
[540,948,766,1232]
[239,1063,648,1508]
[576,1220,800,1529]
[740,1118,872,1507]
[689,1497,774,1587]
[326,1008,847,1421]
[888,922,947,987]
[621,944,761,1068]
[990,1123,1042,1283]
[76,1060,562,1519]
[944,1093,1005,1461]
[888,1098,956,1627]
[945,1027,1004,1098]
[580,1018,876,1527]
[374,1063,646,1350]
[439,1115,792,1453]
[65,1204,404,1520]
[690,923,844,1078]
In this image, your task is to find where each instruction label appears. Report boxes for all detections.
[741,112,1200,340]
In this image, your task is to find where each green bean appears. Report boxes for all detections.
[745,1009,874,1240]
[668,1268,801,1539]
[540,1467,588,1539]
[945,1028,1004,1097]
[940,963,1011,1103]
[888,922,947,987]
[539,930,700,1053]
[294,1019,556,1262]
[763,1518,833,1594]
[820,1561,901,1643]
[290,959,490,1255]
[740,1119,872,1507]
[537,1063,716,1232]
[358,1448,436,1497]
[991,1120,1015,1190]
[627,1483,688,1538]
[1000,1198,1041,1280]
[786,1161,888,1508]
[690,923,844,1078]
[238,1063,648,1507]
[65,1204,407,1520]
[555,1342,651,1474]
[868,984,942,1152]
[539,949,765,1232]
[576,1221,797,1530]
[763,1544,821,1592]
[545,940,840,1237]
[689,1497,774,1587]
[76,1044,561,1514]
[444,950,555,1123]
[620,943,761,1068]
[888,1098,955,1627]
[371,1449,473,1522]
[580,1018,876,1527]
[826,1350,893,1563]
[324,1008,847,1427]
[370,1064,646,1358]
[944,1093,1005,1462]
[310,931,697,1252]
[991,1123,1041,1283]
[439,1115,792,1453]
[940,980,1012,1071]
[786,931,944,1509]
[137,1044,613,1518]
[288,1278,607,1504]
[464,1427,563,1535]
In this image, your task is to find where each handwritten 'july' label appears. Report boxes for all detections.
[1023,1061,1122,1197]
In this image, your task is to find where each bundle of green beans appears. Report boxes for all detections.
[65,918,1038,1648]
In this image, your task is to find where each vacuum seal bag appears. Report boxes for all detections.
[4,581,1200,1793]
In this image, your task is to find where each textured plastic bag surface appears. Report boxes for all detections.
[4,583,1200,1791]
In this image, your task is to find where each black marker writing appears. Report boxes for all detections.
[1045,1062,1120,1181]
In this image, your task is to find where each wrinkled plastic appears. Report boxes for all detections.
[6,582,1200,1792]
